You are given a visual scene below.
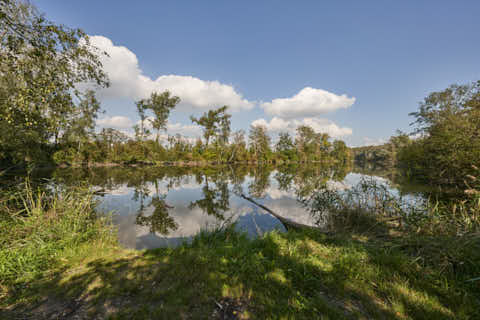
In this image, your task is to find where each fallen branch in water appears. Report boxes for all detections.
[239,193,323,231]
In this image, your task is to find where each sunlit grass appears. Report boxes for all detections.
[0,182,116,288]
[3,223,479,319]
[1,182,479,319]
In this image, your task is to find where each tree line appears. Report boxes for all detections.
[55,95,351,166]
[353,81,480,195]
[0,0,351,168]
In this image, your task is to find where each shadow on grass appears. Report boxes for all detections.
[2,222,479,319]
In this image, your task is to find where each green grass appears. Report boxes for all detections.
[1,182,480,319]
[2,222,479,319]
[0,183,115,293]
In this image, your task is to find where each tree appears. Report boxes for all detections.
[315,133,331,159]
[136,91,180,144]
[135,100,148,142]
[276,132,294,152]
[295,125,316,160]
[190,106,231,146]
[275,132,295,160]
[62,90,102,155]
[331,140,350,164]
[97,127,129,159]
[229,129,247,162]
[386,131,412,166]
[249,124,271,160]
[401,81,480,191]
[0,0,108,165]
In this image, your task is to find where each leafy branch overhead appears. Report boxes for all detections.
[0,0,109,163]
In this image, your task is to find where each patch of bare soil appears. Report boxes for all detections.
[211,297,250,320]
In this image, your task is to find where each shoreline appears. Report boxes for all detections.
[1,159,348,170]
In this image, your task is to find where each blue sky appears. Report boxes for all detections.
[33,0,480,146]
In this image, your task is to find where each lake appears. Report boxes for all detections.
[44,164,424,250]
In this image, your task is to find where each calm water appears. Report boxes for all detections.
[47,164,423,250]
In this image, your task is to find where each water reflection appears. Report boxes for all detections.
[44,163,425,250]
[189,173,230,220]
[136,195,178,235]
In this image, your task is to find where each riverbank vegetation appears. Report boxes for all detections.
[0,181,115,286]
[1,177,479,319]
[398,81,480,194]
[354,80,480,196]
[0,0,350,170]
[2,0,480,318]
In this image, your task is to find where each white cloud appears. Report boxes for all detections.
[252,117,352,138]
[166,122,202,137]
[96,116,133,129]
[261,87,355,118]
[265,186,295,199]
[136,116,202,137]
[360,137,387,147]
[302,118,353,137]
[88,35,253,111]
[251,117,291,132]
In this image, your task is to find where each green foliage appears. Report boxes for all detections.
[331,140,351,164]
[352,131,413,170]
[275,132,296,160]
[0,0,108,166]
[295,125,332,162]
[0,3,353,168]
[0,181,114,284]
[190,105,231,146]
[2,166,478,318]
[248,124,272,161]
[62,122,350,167]
[136,91,180,143]
[399,81,480,192]
[3,222,479,318]
[303,176,480,240]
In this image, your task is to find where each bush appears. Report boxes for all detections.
[302,177,480,236]
[400,81,480,192]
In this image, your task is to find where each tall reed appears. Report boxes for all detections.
[0,181,115,284]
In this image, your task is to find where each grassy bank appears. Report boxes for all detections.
[1,184,480,319]
[0,183,116,307]
[2,225,479,318]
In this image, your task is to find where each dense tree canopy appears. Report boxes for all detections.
[249,124,271,161]
[399,81,480,191]
[0,0,108,165]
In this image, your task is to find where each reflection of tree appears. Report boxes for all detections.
[228,165,248,196]
[51,162,361,228]
[294,166,331,199]
[292,162,351,199]
[130,174,178,236]
[331,162,350,181]
[189,175,230,220]
[248,166,273,198]
[136,195,178,235]
[352,164,429,197]
[274,165,296,191]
